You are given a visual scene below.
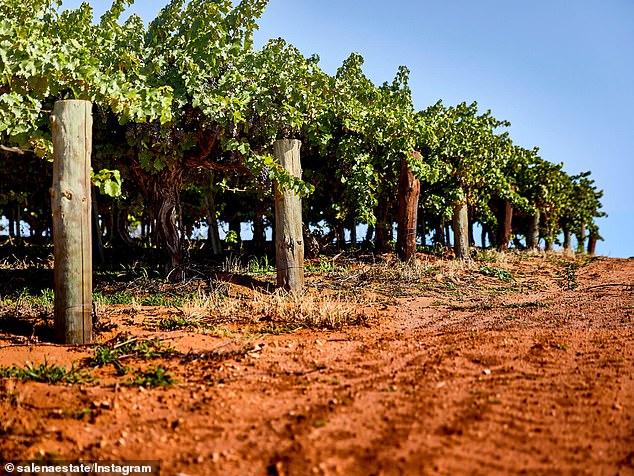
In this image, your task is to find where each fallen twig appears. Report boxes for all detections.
[583,283,633,291]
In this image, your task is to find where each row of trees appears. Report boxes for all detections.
[1,0,605,273]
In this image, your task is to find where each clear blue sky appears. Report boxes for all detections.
[61,1,634,258]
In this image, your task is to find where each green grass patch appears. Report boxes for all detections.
[93,291,134,305]
[125,365,176,388]
[305,256,348,274]
[0,360,93,384]
[478,266,514,282]
[0,288,54,311]
[89,336,177,368]
[93,290,199,307]
[257,322,302,335]
[247,255,276,275]
[156,315,198,331]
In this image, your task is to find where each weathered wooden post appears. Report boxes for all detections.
[51,100,93,344]
[396,154,421,261]
[274,139,304,291]
[452,196,470,260]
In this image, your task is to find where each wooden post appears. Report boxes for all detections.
[396,154,420,261]
[452,197,469,260]
[51,100,93,345]
[274,139,304,291]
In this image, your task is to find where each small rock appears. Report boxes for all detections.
[91,399,112,409]
[483,369,492,376]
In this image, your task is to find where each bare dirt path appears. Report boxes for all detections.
[1,255,633,475]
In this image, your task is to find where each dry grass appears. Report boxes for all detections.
[248,290,371,329]
[140,286,373,332]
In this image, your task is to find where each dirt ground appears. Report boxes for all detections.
[0,253,633,475]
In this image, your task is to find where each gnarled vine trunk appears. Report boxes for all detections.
[375,197,391,252]
[133,164,184,279]
[252,212,266,250]
[576,223,586,254]
[563,226,572,252]
[396,157,420,261]
[204,192,222,256]
[526,210,540,250]
[496,199,513,251]
[435,218,446,247]
[587,234,598,255]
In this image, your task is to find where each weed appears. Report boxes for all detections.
[89,336,176,368]
[223,254,245,274]
[126,366,176,388]
[156,315,197,331]
[91,346,119,367]
[304,256,347,274]
[66,407,93,420]
[0,360,93,384]
[475,249,499,262]
[93,291,134,305]
[247,255,275,275]
[478,266,514,282]
[1,288,55,317]
[257,322,302,335]
[559,263,579,290]
[550,342,570,351]
[138,293,176,307]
